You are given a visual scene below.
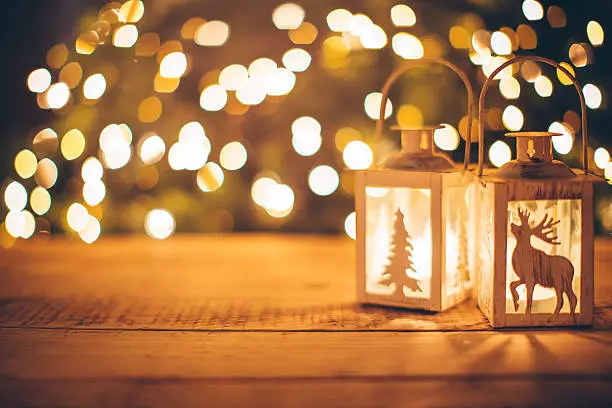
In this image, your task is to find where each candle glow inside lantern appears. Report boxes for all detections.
[475,56,603,327]
[355,59,477,311]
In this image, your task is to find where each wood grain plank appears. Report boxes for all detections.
[1,378,611,408]
[2,329,612,380]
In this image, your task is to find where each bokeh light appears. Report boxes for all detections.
[327,9,352,32]
[282,48,312,72]
[289,22,318,45]
[220,142,247,171]
[535,75,553,97]
[67,203,89,232]
[195,21,230,46]
[569,43,591,68]
[197,162,224,192]
[27,68,52,93]
[5,211,26,238]
[138,96,163,123]
[308,165,339,196]
[343,140,373,170]
[344,212,356,240]
[265,184,295,218]
[60,62,83,89]
[139,134,166,165]
[83,180,106,206]
[491,31,512,55]
[61,129,86,160]
[489,140,512,168]
[360,24,387,49]
[30,187,51,216]
[521,61,541,82]
[219,64,249,91]
[522,0,544,21]
[587,21,604,47]
[434,124,460,151]
[14,150,38,179]
[160,52,188,79]
[83,73,106,100]
[391,5,416,27]
[113,24,138,48]
[46,82,71,109]
[502,105,524,131]
[46,43,68,68]
[392,33,424,59]
[82,157,104,183]
[499,76,521,100]
[549,122,574,154]
[251,177,279,208]
[200,84,228,111]
[364,92,392,120]
[594,147,610,170]
[119,0,145,23]
[4,181,27,211]
[556,62,575,86]
[20,210,36,239]
[145,209,175,239]
[35,159,58,189]
[291,116,322,156]
[272,3,305,30]
[79,215,101,244]
[100,124,132,170]
[264,68,296,96]
[583,84,602,109]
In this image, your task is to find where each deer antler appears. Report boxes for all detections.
[530,213,561,245]
[517,208,531,226]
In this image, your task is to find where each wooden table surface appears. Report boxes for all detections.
[1,235,612,407]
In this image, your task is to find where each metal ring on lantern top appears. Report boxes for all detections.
[374,58,476,171]
[477,55,590,177]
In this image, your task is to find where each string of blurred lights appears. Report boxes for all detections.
[1,0,609,246]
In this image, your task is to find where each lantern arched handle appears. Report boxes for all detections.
[477,56,589,176]
[375,58,476,170]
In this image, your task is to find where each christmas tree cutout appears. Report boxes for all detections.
[378,209,422,298]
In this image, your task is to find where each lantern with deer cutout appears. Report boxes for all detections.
[355,59,477,311]
[475,56,604,328]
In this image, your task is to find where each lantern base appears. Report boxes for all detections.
[359,293,446,312]
[496,160,576,179]
[483,310,593,328]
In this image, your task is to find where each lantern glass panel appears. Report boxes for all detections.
[444,184,474,297]
[506,199,582,314]
[477,182,495,317]
[365,186,432,300]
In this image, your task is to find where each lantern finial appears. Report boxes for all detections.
[381,125,455,170]
[496,131,577,179]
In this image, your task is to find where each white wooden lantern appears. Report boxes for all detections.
[475,56,604,328]
[356,59,477,311]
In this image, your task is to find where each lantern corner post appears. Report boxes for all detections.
[491,182,509,328]
[430,173,444,312]
[580,182,595,326]
[355,171,368,303]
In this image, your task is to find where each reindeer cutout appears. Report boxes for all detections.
[510,208,577,320]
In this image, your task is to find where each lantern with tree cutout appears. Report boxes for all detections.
[475,56,604,328]
[355,58,477,311]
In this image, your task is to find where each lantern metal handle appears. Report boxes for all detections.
[477,56,589,176]
[375,58,476,170]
